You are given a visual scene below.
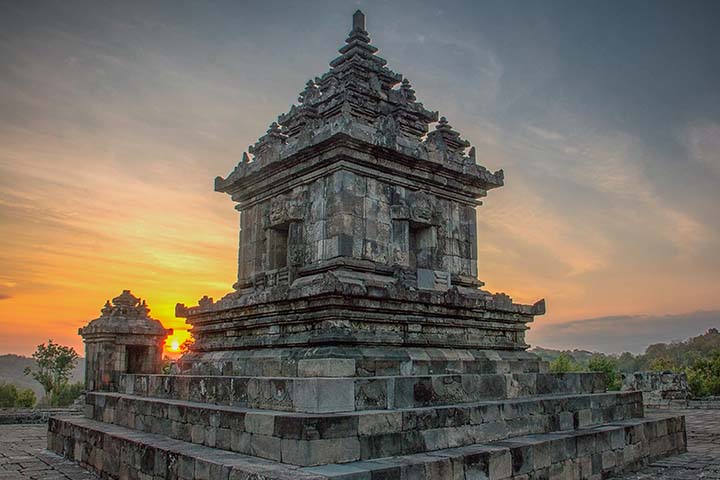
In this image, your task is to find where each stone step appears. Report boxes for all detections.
[48,416,323,480]
[49,413,686,479]
[85,390,644,466]
[301,414,687,479]
[176,346,548,378]
[119,371,606,413]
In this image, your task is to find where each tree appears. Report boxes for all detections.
[588,355,622,391]
[648,357,678,373]
[549,353,582,373]
[179,336,195,354]
[616,352,642,373]
[24,340,79,402]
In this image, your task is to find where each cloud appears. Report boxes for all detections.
[683,122,720,177]
[0,294,11,301]
[529,310,720,354]
[525,125,565,142]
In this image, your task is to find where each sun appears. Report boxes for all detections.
[164,329,191,355]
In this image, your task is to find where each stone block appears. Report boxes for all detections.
[609,429,626,451]
[195,459,211,480]
[245,412,276,435]
[303,463,373,479]
[559,412,574,431]
[489,450,513,479]
[298,358,356,377]
[293,378,355,413]
[191,424,206,444]
[360,432,404,460]
[601,450,616,469]
[355,378,388,410]
[216,428,232,450]
[358,412,402,436]
[281,437,361,466]
[177,455,195,479]
[231,430,251,453]
[577,408,593,428]
[248,434,282,461]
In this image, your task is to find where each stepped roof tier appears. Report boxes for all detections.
[214,10,504,203]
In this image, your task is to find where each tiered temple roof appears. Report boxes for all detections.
[215,10,503,196]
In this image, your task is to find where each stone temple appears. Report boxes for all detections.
[49,11,687,480]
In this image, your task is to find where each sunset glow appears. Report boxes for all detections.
[164,330,191,355]
[1,1,718,356]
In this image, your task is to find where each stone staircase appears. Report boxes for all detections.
[48,364,686,479]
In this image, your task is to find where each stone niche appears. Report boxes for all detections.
[79,290,172,392]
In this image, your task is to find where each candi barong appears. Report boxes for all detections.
[49,11,686,479]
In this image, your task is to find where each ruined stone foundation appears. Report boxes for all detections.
[49,11,686,480]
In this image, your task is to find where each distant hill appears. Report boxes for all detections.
[530,347,598,364]
[532,328,720,373]
[0,354,84,400]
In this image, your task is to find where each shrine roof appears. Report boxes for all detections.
[216,10,504,198]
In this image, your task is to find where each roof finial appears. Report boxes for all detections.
[353,10,366,31]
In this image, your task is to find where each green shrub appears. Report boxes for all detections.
[685,351,720,398]
[50,382,84,407]
[0,382,18,407]
[588,355,621,391]
[0,382,37,408]
[15,388,36,408]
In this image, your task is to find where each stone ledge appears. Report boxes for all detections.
[84,390,644,465]
[176,346,549,378]
[119,372,607,412]
[48,413,686,479]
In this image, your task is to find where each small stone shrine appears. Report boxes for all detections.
[49,11,687,479]
[79,290,172,392]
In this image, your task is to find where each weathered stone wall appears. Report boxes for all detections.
[84,341,119,391]
[622,372,689,407]
[115,372,607,414]
[235,169,478,290]
[0,407,81,425]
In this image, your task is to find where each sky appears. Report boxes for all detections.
[1,0,719,356]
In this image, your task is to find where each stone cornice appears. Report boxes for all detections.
[216,133,503,207]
